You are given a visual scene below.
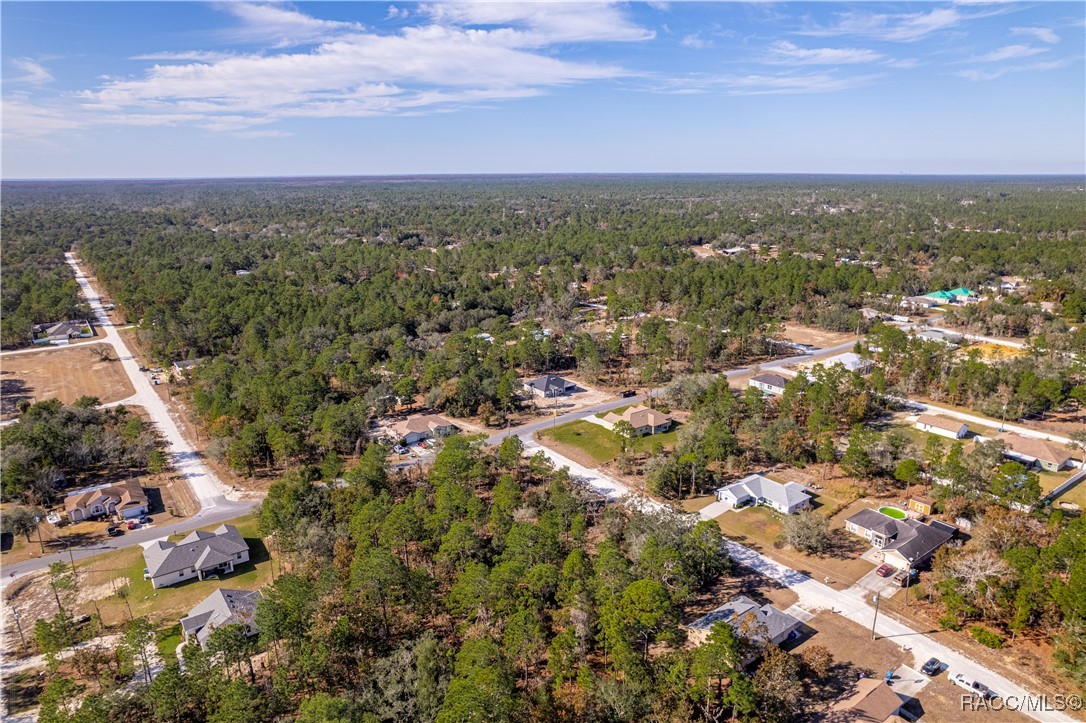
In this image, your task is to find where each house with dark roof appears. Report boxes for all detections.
[523,374,577,398]
[64,479,147,521]
[33,319,94,345]
[687,595,803,653]
[143,525,249,589]
[749,372,789,396]
[180,588,263,650]
[845,509,954,571]
[914,414,968,439]
[716,474,813,515]
[996,432,1073,472]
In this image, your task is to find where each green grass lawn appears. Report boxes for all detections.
[81,514,273,627]
[1040,470,1086,510]
[540,420,682,465]
[156,623,183,659]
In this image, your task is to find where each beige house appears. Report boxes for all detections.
[828,678,907,722]
[996,432,1073,472]
[914,414,968,439]
[65,479,148,522]
[599,405,672,436]
[391,414,458,445]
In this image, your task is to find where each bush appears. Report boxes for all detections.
[969,626,1004,649]
[938,614,961,631]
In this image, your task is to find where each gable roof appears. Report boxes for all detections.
[718,474,812,510]
[524,375,575,393]
[180,588,263,646]
[144,524,248,579]
[915,414,967,434]
[688,595,800,644]
[996,432,1072,467]
[751,373,789,389]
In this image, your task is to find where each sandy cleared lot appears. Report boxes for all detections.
[780,323,859,348]
[0,344,134,418]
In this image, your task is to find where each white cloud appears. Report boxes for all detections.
[386,5,410,21]
[658,71,881,96]
[6,3,650,140]
[1010,26,1059,44]
[220,3,365,47]
[680,34,712,49]
[800,7,965,42]
[766,40,882,65]
[973,44,1048,62]
[9,58,54,85]
[957,57,1075,81]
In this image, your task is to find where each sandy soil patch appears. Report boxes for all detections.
[0,344,135,419]
[780,323,859,348]
[690,245,722,259]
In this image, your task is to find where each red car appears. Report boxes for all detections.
[875,564,896,577]
[126,520,139,530]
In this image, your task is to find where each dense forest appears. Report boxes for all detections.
[2,176,1082,468]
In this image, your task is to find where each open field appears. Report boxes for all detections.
[969,342,1027,361]
[0,344,134,419]
[538,419,681,466]
[780,323,858,348]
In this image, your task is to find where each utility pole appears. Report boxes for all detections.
[871,592,881,641]
[11,607,27,652]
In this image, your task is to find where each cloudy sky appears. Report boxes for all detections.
[2,1,1083,178]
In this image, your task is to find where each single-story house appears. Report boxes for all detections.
[180,588,263,650]
[64,479,148,521]
[915,329,963,346]
[906,495,935,517]
[523,374,577,398]
[144,524,250,589]
[687,595,802,651]
[391,414,458,445]
[996,432,1073,472]
[33,320,94,345]
[172,358,207,375]
[924,287,976,304]
[845,509,954,570]
[828,678,907,722]
[900,296,937,310]
[818,352,873,375]
[860,308,881,320]
[914,414,968,439]
[600,405,672,436]
[748,372,789,396]
[716,474,813,515]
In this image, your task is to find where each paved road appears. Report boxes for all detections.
[0,256,252,584]
[486,340,857,447]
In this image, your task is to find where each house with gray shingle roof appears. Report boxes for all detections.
[180,588,263,650]
[716,473,813,515]
[845,509,954,571]
[143,524,249,589]
[687,595,803,653]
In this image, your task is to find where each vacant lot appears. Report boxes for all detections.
[780,323,858,348]
[0,344,134,418]
[538,419,681,466]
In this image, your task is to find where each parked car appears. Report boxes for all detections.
[106,526,123,537]
[138,515,151,525]
[875,564,895,577]
[921,658,942,676]
[393,445,407,455]
[126,520,139,530]
[143,567,151,580]
[951,673,993,699]
[620,390,636,398]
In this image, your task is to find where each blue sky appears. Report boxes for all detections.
[2,1,1083,178]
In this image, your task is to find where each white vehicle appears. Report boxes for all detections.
[950,672,993,699]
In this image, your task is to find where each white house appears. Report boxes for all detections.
[748,372,789,396]
[914,414,969,439]
[180,588,263,650]
[716,474,813,515]
[814,352,873,375]
[523,375,577,398]
[686,596,803,650]
[144,525,250,589]
[845,509,955,570]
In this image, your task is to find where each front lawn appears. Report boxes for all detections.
[539,419,682,466]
